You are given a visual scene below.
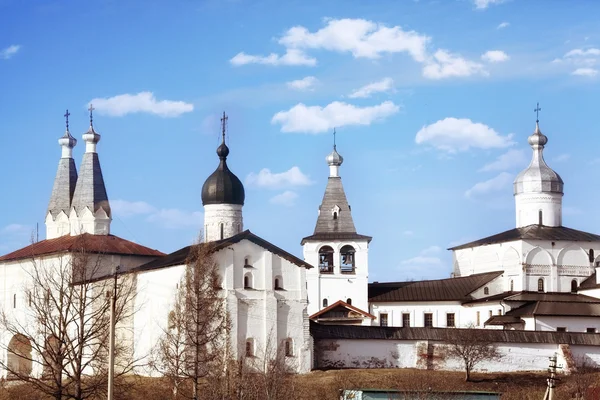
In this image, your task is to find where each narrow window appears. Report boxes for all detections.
[571,279,578,293]
[498,309,502,315]
[13,294,16,309]
[402,313,410,327]
[556,327,567,332]
[322,298,328,308]
[346,298,352,305]
[590,249,595,263]
[424,313,433,328]
[284,339,293,357]
[446,313,455,327]
[483,286,489,295]
[220,223,224,240]
[245,339,254,357]
[476,311,480,326]
[538,210,543,225]
[244,274,252,289]
[510,280,514,292]
[274,278,280,290]
[333,212,338,220]
[274,277,283,290]
[380,313,388,327]
[538,278,545,292]
[244,257,249,266]
[587,328,596,333]
[489,310,493,319]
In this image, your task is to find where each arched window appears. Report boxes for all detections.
[318,246,334,274]
[13,293,16,309]
[322,298,328,308]
[340,245,356,274]
[590,249,595,263]
[346,298,352,305]
[284,338,294,357]
[571,279,578,293]
[244,257,251,268]
[333,212,338,220]
[510,280,514,292]
[538,210,543,225]
[244,273,253,289]
[245,339,254,357]
[7,334,32,378]
[483,287,489,295]
[274,276,283,290]
[219,223,224,240]
[537,278,545,292]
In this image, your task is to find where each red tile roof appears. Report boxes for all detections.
[0,233,164,262]
[309,300,375,320]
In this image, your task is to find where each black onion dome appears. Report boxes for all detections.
[201,142,245,206]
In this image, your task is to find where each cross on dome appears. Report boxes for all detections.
[534,102,541,123]
[64,109,71,131]
[88,104,95,127]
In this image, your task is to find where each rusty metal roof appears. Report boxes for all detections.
[310,321,600,345]
[309,300,375,320]
[449,224,600,250]
[133,230,313,273]
[368,271,503,302]
[0,233,164,262]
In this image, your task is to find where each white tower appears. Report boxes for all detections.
[303,132,371,316]
[69,105,112,235]
[46,110,78,239]
[201,112,245,242]
[514,106,563,228]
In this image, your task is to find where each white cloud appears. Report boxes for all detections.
[245,166,313,189]
[272,101,399,134]
[1,45,20,60]
[111,199,157,217]
[348,77,395,98]
[465,172,513,198]
[147,208,203,229]
[415,118,514,153]
[497,22,510,29]
[89,92,194,117]
[473,0,505,9]
[554,153,571,162]
[479,149,528,172]
[481,50,509,63]
[422,50,487,80]
[286,76,319,91]
[279,18,430,62]
[572,68,598,77]
[269,191,298,206]
[402,230,414,236]
[565,48,600,58]
[230,49,316,66]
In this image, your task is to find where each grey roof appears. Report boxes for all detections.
[368,271,503,302]
[464,291,600,305]
[449,224,600,250]
[71,152,111,217]
[507,301,600,318]
[132,229,313,273]
[514,122,563,195]
[47,158,78,217]
[580,273,600,290]
[310,321,600,345]
[302,177,360,242]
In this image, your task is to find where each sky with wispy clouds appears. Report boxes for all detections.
[0,0,599,282]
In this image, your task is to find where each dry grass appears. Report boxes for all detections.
[0,368,598,400]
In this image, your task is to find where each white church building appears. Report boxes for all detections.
[1,108,600,379]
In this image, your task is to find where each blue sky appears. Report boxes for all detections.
[1,0,599,282]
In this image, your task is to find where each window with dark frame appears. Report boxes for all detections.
[510,280,514,292]
[322,298,328,308]
[446,313,455,327]
[571,279,578,293]
[245,340,254,357]
[244,274,252,289]
[318,246,334,274]
[380,313,388,327]
[556,327,567,332]
[402,313,410,327]
[538,278,545,292]
[590,249,595,263]
[346,298,352,305]
[483,286,489,295]
[476,311,480,326]
[587,328,596,333]
[424,313,433,327]
[284,339,293,357]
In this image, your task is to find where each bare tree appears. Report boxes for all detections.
[151,242,230,400]
[0,236,136,400]
[442,326,501,382]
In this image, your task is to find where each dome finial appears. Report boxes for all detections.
[88,104,95,127]
[221,111,228,144]
[333,127,337,150]
[64,109,71,132]
[534,102,542,133]
[217,111,230,159]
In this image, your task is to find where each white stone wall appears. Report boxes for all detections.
[515,192,563,228]
[304,239,369,316]
[133,238,311,374]
[530,316,600,333]
[203,204,243,242]
[315,338,600,372]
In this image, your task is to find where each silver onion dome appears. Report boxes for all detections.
[514,122,563,195]
[326,146,344,166]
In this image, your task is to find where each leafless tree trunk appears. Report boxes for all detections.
[151,242,230,400]
[442,325,501,382]
[0,235,137,400]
